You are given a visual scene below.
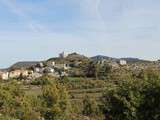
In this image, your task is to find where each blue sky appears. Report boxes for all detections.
[0,0,160,68]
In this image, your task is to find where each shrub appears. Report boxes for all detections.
[102,79,160,120]
[31,75,55,85]
[41,81,71,120]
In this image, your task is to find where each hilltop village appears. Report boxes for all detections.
[0,52,160,81]
[0,52,70,80]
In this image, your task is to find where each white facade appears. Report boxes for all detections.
[47,61,55,67]
[29,73,42,79]
[39,62,44,67]
[119,60,127,65]
[9,70,22,78]
[44,67,55,73]
[0,72,9,80]
[34,67,44,73]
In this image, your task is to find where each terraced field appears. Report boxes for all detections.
[69,88,105,100]
[24,77,107,102]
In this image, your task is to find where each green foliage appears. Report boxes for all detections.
[82,61,111,80]
[41,81,71,120]
[62,77,107,89]
[133,68,160,81]
[0,81,23,118]
[142,69,160,81]
[82,95,100,117]
[84,61,97,78]
[137,80,160,120]
[102,80,141,120]
[20,95,41,120]
[31,75,55,85]
[102,78,160,120]
[0,81,41,120]
[98,63,111,80]
[0,78,71,120]
[1,66,160,120]
[69,59,111,80]
[0,115,15,120]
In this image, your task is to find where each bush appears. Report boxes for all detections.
[102,79,160,120]
[81,95,104,120]
[82,95,98,116]
[137,80,160,120]
[31,75,55,85]
[0,81,41,120]
[41,80,71,120]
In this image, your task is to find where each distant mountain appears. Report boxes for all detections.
[0,68,9,72]
[91,55,150,63]
[120,58,147,63]
[121,58,143,62]
[91,55,116,61]
[4,53,152,70]
[10,61,40,69]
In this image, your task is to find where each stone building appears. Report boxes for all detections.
[47,61,55,67]
[0,71,9,80]
[119,59,127,65]
[9,70,22,78]
[59,51,68,58]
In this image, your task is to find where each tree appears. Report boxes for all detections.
[98,63,111,80]
[102,80,145,120]
[20,95,41,120]
[82,95,94,116]
[0,81,24,118]
[84,61,96,78]
[137,80,160,120]
[102,78,160,120]
[0,80,41,120]
[41,80,71,120]
[31,75,55,85]
[82,95,100,117]
[83,61,101,79]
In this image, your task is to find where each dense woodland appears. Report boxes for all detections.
[0,58,160,120]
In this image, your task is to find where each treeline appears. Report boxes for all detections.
[0,77,71,120]
[0,68,160,119]
[69,60,111,79]
[102,78,160,120]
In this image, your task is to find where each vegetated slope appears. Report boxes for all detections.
[47,52,89,64]
[121,57,150,63]
[91,55,117,61]
[91,55,151,63]
[8,53,152,70]
[10,61,40,69]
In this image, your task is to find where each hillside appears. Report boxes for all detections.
[47,52,89,64]
[10,61,40,69]
[6,53,153,71]
[91,55,116,61]
[91,55,151,63]
[121,57,150,63]
[66,52,88,61]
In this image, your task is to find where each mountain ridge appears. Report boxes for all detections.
[1,54,154,70]
[91,55,151,63]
